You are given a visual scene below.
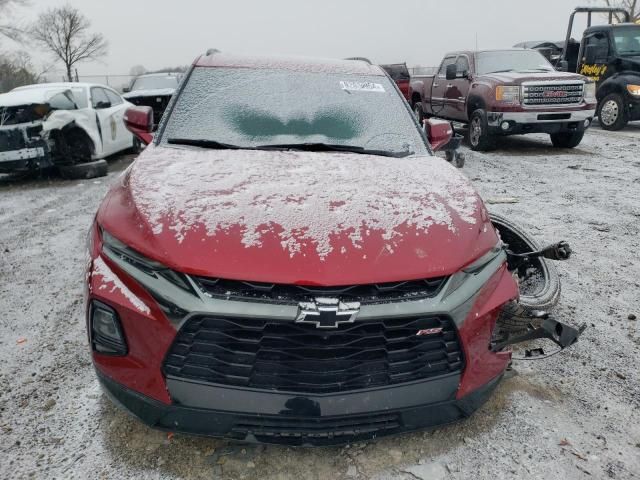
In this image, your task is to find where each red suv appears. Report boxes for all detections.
[86,52,520,446]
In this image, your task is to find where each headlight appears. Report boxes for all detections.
[627,84,640,96]
[101,228,194,293]
[99,228,196,322]
[584,82,597,102]
[495,86,520,104]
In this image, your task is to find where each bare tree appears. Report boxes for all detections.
[602,0,640,22]
[129,65,147,77]
[0,0,28,43]
[30,5,108,82]
[0,51,40,92]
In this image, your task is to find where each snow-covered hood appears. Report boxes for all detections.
[0,88,70,108]
[123,88,176,99]
[480,70,586,85]
[98,145,498,285]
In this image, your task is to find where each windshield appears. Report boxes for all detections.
[160,67,427,157]
[476,50,554,75]
[613,26,640,56]
[131,75,179,91]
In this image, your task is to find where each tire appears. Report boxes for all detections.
[413,102,424,124]
[468,109,496,151]
[550,130,585,148]
[445,150,465,168]
[58,159,108,180]
[490,213,561,333]
[129,136,144,154]
[598,93,629,131]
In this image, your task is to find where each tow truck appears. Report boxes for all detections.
[519,6,640,130]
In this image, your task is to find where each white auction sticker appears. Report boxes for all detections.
[340,81,386,93]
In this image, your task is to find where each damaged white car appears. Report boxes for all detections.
[0,83,137,179]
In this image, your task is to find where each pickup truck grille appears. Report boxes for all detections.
[522,83,584,106]
[163,314,463,394]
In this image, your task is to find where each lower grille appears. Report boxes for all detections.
[230,411,401,442]
[163,314,463,394]
[523,83,584,106]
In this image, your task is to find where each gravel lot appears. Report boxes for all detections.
[1,125,639,479]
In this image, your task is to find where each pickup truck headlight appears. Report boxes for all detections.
[627,85,640,96]
[495,86,520,104]
[584,82,597,102]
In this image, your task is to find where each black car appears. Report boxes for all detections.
[123,73,182,129]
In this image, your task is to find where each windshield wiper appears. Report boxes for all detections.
[167,138,245,150]
[255,143,413,158]
[486,69,515,74]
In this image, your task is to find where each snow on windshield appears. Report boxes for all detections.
[161,67,427,157]
[132,75,179,91]
[130,146,480,260]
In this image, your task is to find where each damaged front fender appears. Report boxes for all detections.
[42,110,101,159]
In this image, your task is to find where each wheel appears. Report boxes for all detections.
[130,136,144,154]
[490,213,561,333]
[550,130,584,148]
[58,159,108,180]
[598,93,628,131]
[413,102,424,124]
[445,150,465,168]
[468,109,496,151]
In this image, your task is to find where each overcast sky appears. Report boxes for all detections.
[14,0,598,76]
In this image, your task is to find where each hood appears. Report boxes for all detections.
[0,88,70,108]
[98,145,497,285]
[123,88,176,99]
[480,70,586,85]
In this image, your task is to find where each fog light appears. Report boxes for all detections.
[584,119,591,128]
[90,301,127,355]
[501,121,510,131]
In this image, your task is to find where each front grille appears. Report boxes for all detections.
[163,314,463,394]
[230,411,401,443]
[192,276,447,305]
[0,128,26,151]
[522,83,584,106]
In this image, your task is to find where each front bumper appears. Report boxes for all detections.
[98,369,503,446]
[487,109,596,135]
[0,146,49,173]
[88,229,519,445]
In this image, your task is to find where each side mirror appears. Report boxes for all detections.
[445,63,458,80]
[557,60,569,72]
[425,118,453,152]
[583,44,597,65]
[124,106,154,145]
[122,87,131,93]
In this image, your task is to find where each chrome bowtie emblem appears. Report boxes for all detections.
[296,298,360,329]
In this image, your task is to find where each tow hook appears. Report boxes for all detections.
[492,312,587,354]
[506,241,572,271]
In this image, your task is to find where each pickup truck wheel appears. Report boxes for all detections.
[550,131,584,148]
[468,109,496,151]
[598,93,628,131]
[413,103,424,124]
[58,159,108,180]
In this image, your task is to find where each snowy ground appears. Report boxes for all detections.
[0,125,639,480]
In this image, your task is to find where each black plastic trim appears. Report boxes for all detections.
[96,369,502,446]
